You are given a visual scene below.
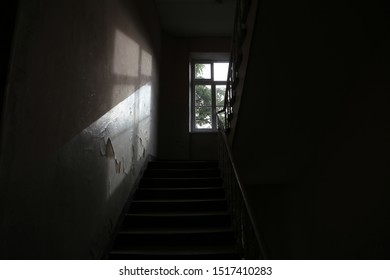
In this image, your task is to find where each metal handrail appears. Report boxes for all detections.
[217,0,252,132]
[216,0,267,259]
[217,116,267,259]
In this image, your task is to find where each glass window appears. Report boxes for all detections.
[216,85,226,107]
[195,63,211,79]
[195,107,212,129]
[213,63,229,81]
[191,59,229,131]
[195,85,212,106]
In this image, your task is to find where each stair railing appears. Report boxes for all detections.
[218,0,253,133]
[217,117,267,259]
[217,0,266,259]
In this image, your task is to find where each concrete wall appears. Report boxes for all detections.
[233,1,390,259]
[0,0,161,259]
[157,36,230,160]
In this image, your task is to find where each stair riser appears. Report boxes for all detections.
[148,162,218,170]
[109,253,239,260]
[129,201,228,213]
[143,169,220,178]
[140,178,222,188]
[135,189,225,200]
[113,232,235,247]
[109,160,239,260]
[122,215,232,229]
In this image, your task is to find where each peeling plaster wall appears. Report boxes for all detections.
[0,0,161,259]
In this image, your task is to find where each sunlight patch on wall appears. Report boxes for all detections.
[80,83,152,198]
[137,83,152,123]
[113,30,139,77]
[112,84,136,101]
[141,50,153,77]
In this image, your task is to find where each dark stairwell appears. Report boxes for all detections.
[107,0,259,261]
[2,0,389,261]
[108,160,240,260]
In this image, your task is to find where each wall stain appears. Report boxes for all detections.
[105,138,115,159]
[115,159,121,174]
[102,138,123,175]
[122,157,127,174]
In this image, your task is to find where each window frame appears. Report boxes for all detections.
[190,59,228,132]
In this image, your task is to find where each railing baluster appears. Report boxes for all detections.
[216,0,265,260]
[217,116,267,260]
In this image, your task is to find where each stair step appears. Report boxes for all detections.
[109,244,239,260]
[140,177,222,188]
[122,212,232,229]
[143,168,220,178]
[128,199,228,213]
[148,161,218,170]
[120,226,233,234]
[107,159,239,260]
[135,187,225,200]
[113,228,235,247]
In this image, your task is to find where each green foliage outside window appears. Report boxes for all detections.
[194,64,226,128]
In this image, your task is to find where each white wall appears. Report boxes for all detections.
[0,0,161,259]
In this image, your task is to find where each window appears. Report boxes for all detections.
[191,60,229,131]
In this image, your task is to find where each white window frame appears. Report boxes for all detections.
[190,59,228,132]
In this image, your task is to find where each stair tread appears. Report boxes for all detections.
[110,244,238,255]
[147,161,218,170]
[126,211,229,216]
[128,212,228,216]
[118,226,234,235]
[149,161,218,164]
[135,187,225,200]
[145,168,219,171]
[133,198,226,202]
[142,177,221,180]
[138,187,223,191]
[108,159,238,259]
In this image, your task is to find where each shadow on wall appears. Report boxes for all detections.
[54,83,152,258]
[103,28,154,198]
[48,28,155,258]
[0,0,160,259]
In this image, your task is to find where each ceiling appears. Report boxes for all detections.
[153,0,237,37]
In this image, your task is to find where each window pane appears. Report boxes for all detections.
[195,85,212,106]
[214,62,229,81]
[195,107,212,129]
[195,63,211,79]
[216,85,226,106]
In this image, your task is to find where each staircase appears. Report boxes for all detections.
[108,160,239,260]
